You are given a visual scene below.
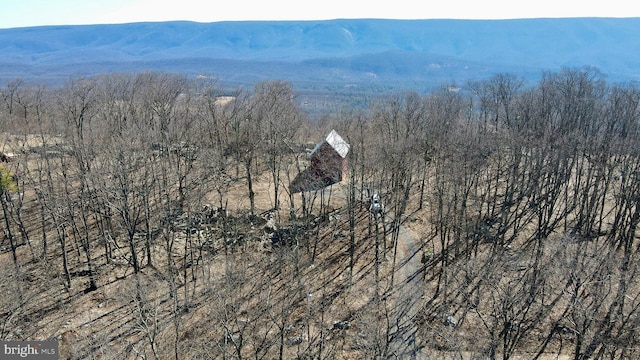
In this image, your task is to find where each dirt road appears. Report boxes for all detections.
[387,221,425,358]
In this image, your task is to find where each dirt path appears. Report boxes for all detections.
[385,220,573,360]
[387,220,425,358]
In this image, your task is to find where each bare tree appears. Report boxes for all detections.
[252,80,303,211]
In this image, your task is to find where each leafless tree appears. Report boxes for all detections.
[252,80,303,211]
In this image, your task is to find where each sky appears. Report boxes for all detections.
[0,0,638,29]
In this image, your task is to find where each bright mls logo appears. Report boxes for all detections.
[2,341,58,359]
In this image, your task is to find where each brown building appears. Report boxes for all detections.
[309,129,350,183]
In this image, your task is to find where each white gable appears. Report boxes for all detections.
[325,130,349,158]
[310,130,349,159]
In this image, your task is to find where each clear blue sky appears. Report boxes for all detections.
[1,0,638,29]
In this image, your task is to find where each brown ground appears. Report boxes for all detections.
[0,141,581,359]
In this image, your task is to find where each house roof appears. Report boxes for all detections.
[310,130,350,158]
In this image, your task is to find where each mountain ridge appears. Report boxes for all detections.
[1,18,639,89]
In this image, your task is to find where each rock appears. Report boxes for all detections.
[332,320,350,330]
[444,315,457,327]
[223,332,240,345]
[284,336,303,346]
[270,227,296,247]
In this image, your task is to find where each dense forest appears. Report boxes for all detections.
[1,67,640,359]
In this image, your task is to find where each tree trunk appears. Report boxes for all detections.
[1,193,17,268]
[245,156,255,216]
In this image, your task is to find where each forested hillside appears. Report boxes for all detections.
[1,67,640,359]
[2,18,640,89]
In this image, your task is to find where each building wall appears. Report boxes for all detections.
[309,143,345,182]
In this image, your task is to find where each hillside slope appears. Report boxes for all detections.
[1,18,640,88]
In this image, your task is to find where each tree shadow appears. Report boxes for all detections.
[289,168,339,194]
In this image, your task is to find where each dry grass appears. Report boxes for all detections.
[0,146,397,359]
[0,137,632,359]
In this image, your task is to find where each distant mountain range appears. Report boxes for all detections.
[1,18,640,92]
